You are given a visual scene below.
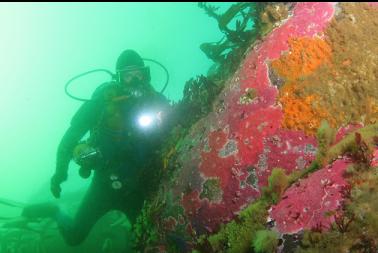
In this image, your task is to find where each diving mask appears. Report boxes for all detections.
[118,66,150,85]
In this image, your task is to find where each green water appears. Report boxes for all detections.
[0,2,233,252]
[0,2,233,204]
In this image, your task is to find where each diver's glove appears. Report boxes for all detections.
[50,172,67,199]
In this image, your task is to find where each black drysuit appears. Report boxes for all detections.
[54,82,172,246]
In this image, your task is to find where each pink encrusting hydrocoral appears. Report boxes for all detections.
[172,2,337,235]
[269,158,351,234]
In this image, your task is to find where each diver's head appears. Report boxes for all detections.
[116,49,152,97]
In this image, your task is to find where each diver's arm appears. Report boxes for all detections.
[55,120,89,180]
[54,84,108,180]
[51,84,109,198]
[54,100,101,180]
[51,102,97,199]
[52,125,88,199]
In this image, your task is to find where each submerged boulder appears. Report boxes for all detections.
[135,2,378,252]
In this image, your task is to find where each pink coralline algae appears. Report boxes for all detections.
[334,123,364,144]
[371,148,378,167]
[175,2,335,234]
[269,158,351,234]
[153,2,338,241]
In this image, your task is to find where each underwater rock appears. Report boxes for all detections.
[137,2,378,252]
[270,158,351,234]
[371,149,378,167]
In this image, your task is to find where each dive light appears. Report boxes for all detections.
[136,111,163,130]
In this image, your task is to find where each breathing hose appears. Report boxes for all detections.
[64,58,169,102]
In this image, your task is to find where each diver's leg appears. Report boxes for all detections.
[57,177,115,246]
[118,189,146,226]
[112,189,145,248]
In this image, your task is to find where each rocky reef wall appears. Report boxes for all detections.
[134,3,378,252]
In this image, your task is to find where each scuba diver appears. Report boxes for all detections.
[22,49,175,246]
